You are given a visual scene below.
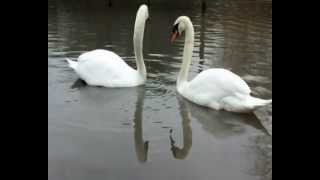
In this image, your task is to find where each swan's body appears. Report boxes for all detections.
[65,5,149,87]
[66,50,143,87]
[171,16,272,113]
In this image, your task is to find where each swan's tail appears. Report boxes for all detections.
[65,58,78,70]
[247,96,272,109]
[221,95,272,113]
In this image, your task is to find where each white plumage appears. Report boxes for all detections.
[66,5,149,87]
[171,16,272,113]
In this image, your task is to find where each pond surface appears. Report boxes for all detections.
[48,0,272,179]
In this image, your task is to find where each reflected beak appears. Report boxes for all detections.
[170,31,178,43]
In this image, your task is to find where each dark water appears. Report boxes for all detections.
[48,0,272,180]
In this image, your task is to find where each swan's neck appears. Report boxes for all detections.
[133,15,147,81]
[177,20,194,91]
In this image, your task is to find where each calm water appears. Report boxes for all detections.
[48,0,272,180]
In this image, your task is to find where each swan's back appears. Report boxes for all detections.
[182,68,251,108]
[75,49,141,87]
[78,49,125,64]
[188,68,250,95]
[182,68,272,112]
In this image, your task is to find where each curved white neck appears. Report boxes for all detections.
[133,13,147,81]
[177,19,194,91]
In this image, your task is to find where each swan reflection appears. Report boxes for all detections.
[170,95,193,159]
[177,94,263,139]
[133,87,149,162]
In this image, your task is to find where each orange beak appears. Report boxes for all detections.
[170,31,178,43]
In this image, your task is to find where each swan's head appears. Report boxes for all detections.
[170,16,190,43]
[137,4,149,21]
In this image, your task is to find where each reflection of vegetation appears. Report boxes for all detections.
[50,0,137,58]
[197,0,272,94]
[107,0,112,7]
[133,87,149,162]
[198,0,206,73]
[201,0,207,12]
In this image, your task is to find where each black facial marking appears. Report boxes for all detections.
[172,23,179,35]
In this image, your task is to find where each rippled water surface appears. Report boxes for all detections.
[48,0,272,180]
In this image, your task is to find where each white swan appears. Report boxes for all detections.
[65,4,149,87]
[170,16,272,113]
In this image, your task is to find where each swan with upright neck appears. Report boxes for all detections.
[170,16,272,113]
[65,5,149,87]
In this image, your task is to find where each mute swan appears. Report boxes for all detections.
[170,16,272,113]
[65,4,149,87]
